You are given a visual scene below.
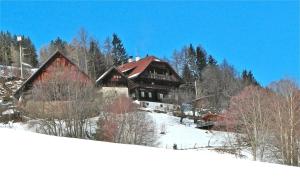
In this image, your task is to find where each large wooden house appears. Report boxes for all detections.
[96,56,183,102]
[14,51,92,101]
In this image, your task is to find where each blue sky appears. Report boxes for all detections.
[0,1,299,86]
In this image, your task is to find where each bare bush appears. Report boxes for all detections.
[225,80,300,166]
[96,96,157,146]
[20,65,99,139]
[225,86,272,161]
[268,79,300,166]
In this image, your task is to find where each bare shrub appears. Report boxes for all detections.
[225,85,273,161]
[225,80,300,166]
[20,65,99,139]
[96,96,157,146]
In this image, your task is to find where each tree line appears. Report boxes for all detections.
[39,28,128,80]
[0,29,129,80]
[0,31,38,67]
[170,44,259,110]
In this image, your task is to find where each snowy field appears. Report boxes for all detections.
[148,112,227,149]
[0,128,299,179]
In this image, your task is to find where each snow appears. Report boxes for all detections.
[0,128,299,179]
[149,112,226,149]
[21,62,32,68]
[2,109,15,115]
[140,101,176,111]
[128,72,141,78]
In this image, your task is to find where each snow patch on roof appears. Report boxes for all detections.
[128,72,141,79]
[96,68,112,83]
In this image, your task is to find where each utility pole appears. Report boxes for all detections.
[17,36,23,79]
[194,80,197,98]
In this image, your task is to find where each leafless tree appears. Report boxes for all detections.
[197,61,242,110]
[164,87,195,123]
[96,96,157,146]
[268,79,300,166]
[225,86,272,161]
[20,65,99,139]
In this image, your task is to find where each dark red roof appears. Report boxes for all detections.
[117,56,159,78]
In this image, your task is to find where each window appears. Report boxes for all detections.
[158,93,164,99]
[113,75,121,79]
[131,93,136,98]
[148,92,152,98]
[141,91,145,98]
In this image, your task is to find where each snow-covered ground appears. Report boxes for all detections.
[0,128,299,179]
[149,112,226,149]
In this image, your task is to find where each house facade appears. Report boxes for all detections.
[96,56,183,102]
[14,51,92,101]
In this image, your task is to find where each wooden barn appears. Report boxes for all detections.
[96,56,183,102]
[14,51,92,101]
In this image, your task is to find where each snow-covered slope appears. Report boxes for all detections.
[0,128,299,179]
[149,112,227,149]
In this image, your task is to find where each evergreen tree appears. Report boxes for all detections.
[0,31,13,65]
[182,63,193,82]
[21,37,38,67]
[111,33,128,66]
[195,45,207,78]
[242,70,259,86]
[208,55,217,66]
[0,31,38,67]
[49,37,68,55]
[88,39,105,79]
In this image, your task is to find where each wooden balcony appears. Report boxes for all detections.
[149,73,172,81]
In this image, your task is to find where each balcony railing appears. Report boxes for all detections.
[149,73,172,81]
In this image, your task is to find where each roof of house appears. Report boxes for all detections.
[14,50,91,99]
[117,56,161,79]
[117,56,183,82]
[96,66,127,84]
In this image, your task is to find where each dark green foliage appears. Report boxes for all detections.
[88,40,106,80]
[182,63,193,82]
[0,31,13,65]
[0,31,38,67]
[195,46,207,77]
[208,55,217,66]
[49,37,68,55]
[242,70,259,87]
[111,33,128,66]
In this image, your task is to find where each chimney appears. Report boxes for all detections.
[135,56,141,61]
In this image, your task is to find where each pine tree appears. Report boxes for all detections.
[0,31,13,65]
[49,37,68,55]
[111,33,128,66]
[88,39,105,79]
[208,55,217,66]
[195,45,207,78]
[182,63,193,82]
[0,31,38,67]
[103,37,114,69]
[21,37,38,67]
[242,70,259,86]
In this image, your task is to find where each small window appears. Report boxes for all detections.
[148,92,152,98]
[131,93,136,98]
[141,91,145,98]
[159,93,164,99]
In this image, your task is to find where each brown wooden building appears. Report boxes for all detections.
[96,56,183,102]
[14,51,92,101]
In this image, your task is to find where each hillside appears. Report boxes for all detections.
[0,128,299,179]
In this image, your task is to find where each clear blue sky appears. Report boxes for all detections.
[1,1,299,86]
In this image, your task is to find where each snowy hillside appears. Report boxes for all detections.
[0,128,299,179]
[149,112,227,149]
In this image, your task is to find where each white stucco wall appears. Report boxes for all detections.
[99,87,129,97]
